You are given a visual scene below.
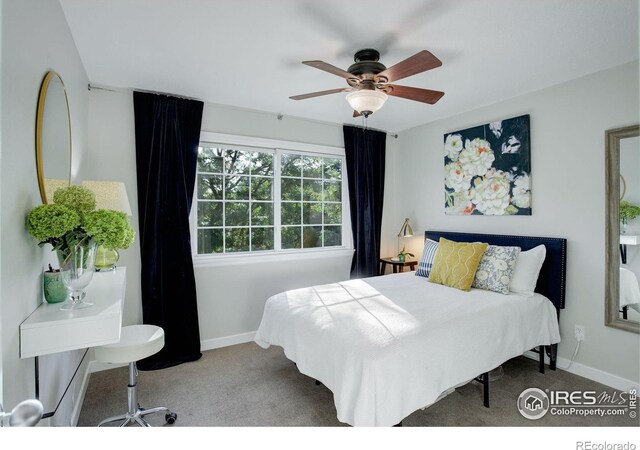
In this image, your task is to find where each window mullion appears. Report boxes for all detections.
[274,149,282,251]
[222,158,226,253]
[300,176,304,249]
[248,171,252,252]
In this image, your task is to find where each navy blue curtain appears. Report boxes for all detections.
[343,125,386,278]
[133,91,203,370]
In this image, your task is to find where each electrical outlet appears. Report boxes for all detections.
[574,325,585,342]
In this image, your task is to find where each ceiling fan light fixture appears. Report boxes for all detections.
[346,90,388,116]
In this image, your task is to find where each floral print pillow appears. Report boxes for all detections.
[472,245,521,294]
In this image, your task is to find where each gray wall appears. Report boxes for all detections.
[383,61,640,384]
[86,91,401,343]
[86,54,639,390]
[0,0,89,416]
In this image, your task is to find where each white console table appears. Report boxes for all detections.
[20,267,126,359]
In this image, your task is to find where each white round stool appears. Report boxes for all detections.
[94,325,177,427]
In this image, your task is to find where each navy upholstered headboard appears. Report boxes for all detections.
[425,230,567,311]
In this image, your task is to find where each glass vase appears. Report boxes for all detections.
[621,219,628,235]
[57,238,98,310]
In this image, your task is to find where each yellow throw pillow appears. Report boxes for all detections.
[428,238,488,291]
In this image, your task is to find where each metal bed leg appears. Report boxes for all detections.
[539,345,545,374]
[483,372,489,408]
[549,344,557,371]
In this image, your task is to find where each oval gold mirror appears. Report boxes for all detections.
[35,71,72,204]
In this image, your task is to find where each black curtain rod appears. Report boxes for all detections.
[88,84,202,102]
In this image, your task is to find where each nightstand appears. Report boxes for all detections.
[379,257,418,276]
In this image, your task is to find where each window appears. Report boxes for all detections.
[280,154,343,249]
[192,133,349,258]
[196,146,275,254]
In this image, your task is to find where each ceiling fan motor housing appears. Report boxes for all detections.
[348,48,387,79]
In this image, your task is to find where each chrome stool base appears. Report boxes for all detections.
[97,362,177,427]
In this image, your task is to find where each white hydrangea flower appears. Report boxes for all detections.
[512,173,531,208]
[471,168,511,215]
[444,134,463,161]
[444,161,472,193]
[446,190,475,215]
[459,138,495,177]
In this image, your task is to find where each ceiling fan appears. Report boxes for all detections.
[290,48,444,118]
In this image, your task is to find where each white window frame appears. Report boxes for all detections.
[191,132,353,267]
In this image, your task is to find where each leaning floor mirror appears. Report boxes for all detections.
[606,124,640,333]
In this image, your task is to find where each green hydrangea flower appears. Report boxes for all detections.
[27,185,136,267]
[83,209,135,250]
[53,185,96,213]
[620,200,640,222]
[27,204,80,243]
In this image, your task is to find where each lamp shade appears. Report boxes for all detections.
[398,218,413,237]
[81,180,132,215]
[346,90,388,115]
[44,178,70,204]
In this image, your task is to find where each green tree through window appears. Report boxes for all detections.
[195,144,343,255]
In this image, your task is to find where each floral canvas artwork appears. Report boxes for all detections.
[444,114,531,216]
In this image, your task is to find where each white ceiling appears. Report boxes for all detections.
[60,0,639,132]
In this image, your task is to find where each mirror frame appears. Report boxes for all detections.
[605,124,640,333]
[35,70,72,204]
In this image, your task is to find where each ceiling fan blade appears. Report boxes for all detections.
[386,85,445,104]
[376,50,442,83]
[289,88,349,100]
[353,110,361,117]
[302,60,357,80]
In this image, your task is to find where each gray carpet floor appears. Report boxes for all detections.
[78,342,639,427]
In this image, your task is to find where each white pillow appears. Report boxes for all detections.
[509,244,546,297]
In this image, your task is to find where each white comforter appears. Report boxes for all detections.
[254,272,561,426]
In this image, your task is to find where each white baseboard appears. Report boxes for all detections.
[88,331,257,374]
[523,350,640,392]
[201,331,256,351]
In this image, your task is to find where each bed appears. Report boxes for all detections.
[254,231,567,426]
